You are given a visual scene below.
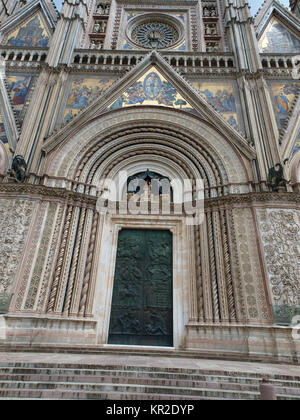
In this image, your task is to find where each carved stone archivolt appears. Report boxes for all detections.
[43,108,249,192]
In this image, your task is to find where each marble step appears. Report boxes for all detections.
[0,362,299,382]
[0,367,299,389]
[0,361,299,400]
[0,373,263,392]
[0,380,261,399]
[0,389,224,400]
[1,371,300,395]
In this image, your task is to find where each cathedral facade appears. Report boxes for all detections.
[0,0,299,362]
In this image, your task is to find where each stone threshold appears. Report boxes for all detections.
[0,343,299,366]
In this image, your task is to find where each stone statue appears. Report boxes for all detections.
[93,23,101,33]
[268,163,290,192]
[90,40,97,49]
[97,4,103,14]
[11,155,27,183]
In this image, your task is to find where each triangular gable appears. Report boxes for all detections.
[255,0,300,52]
[0,0,57,46]
[108,67,197,116]
[43,51,255,160]
[258,15,300,53]
[2,12,51,48]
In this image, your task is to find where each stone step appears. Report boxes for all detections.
[0,362,299,382]
[0,367,299,389]
[0,388,225,400]
[1,371,300,393]
[0,359,299,400]
[0,373,263,392]
[0,381,260,399]
[0,367,272,383]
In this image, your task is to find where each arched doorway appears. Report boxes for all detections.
[43,107,252,349]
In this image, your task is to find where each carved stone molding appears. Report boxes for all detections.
[0,184,299,209]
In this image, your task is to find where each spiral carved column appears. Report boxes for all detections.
[212,210,229,321]
[206,211,220,321]
[78,211,99,316]
[194,224,204,321]
[47,203,73,313]
[63,206,87,315]
[220,209,236,320]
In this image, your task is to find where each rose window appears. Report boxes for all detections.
[130,20,180,49]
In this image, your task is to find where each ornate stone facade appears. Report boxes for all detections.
[0,199,35,311]
[257,208,300,323]
[0,0,299,363]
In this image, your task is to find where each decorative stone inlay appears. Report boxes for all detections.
[24,202,57,310]
[257,209,300,323]
[15,202,47,310]
[0,199,34,297]
[36,204,64,312]
[232,208,270,322]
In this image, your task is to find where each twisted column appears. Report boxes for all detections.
[47,204,73,313]
[220,209,236,320]
[79,211,99,316]
[194,225,204,320]
[207,211,220,321]
[63,207,87,315]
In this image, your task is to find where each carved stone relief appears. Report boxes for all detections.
[0,199,35,311]
[232,208,271,323]
[257,209,300,324]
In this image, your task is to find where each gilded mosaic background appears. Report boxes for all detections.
[190,80,242,131]
[109,67,194,113]
[268,81,299,129]
[63,76,116,122]
[3,13,50,48]
[6,73,37,127]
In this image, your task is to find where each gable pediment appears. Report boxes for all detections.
[255,0,300,53]
[43,51,255,160]
[0,0,57,46]
[258,15,300,53]
[108,66,197,116]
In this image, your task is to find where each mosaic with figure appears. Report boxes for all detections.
[190,80,241,131]
[259,17,300,53]
[109,68,194,113]
[4,14,50,47]
[292,127,300,157]
[64,76,116,122]
[269,82,299,129]
[6,74,36,126]
[0,114,8,150]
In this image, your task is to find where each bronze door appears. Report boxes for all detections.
[108,229,173,346]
